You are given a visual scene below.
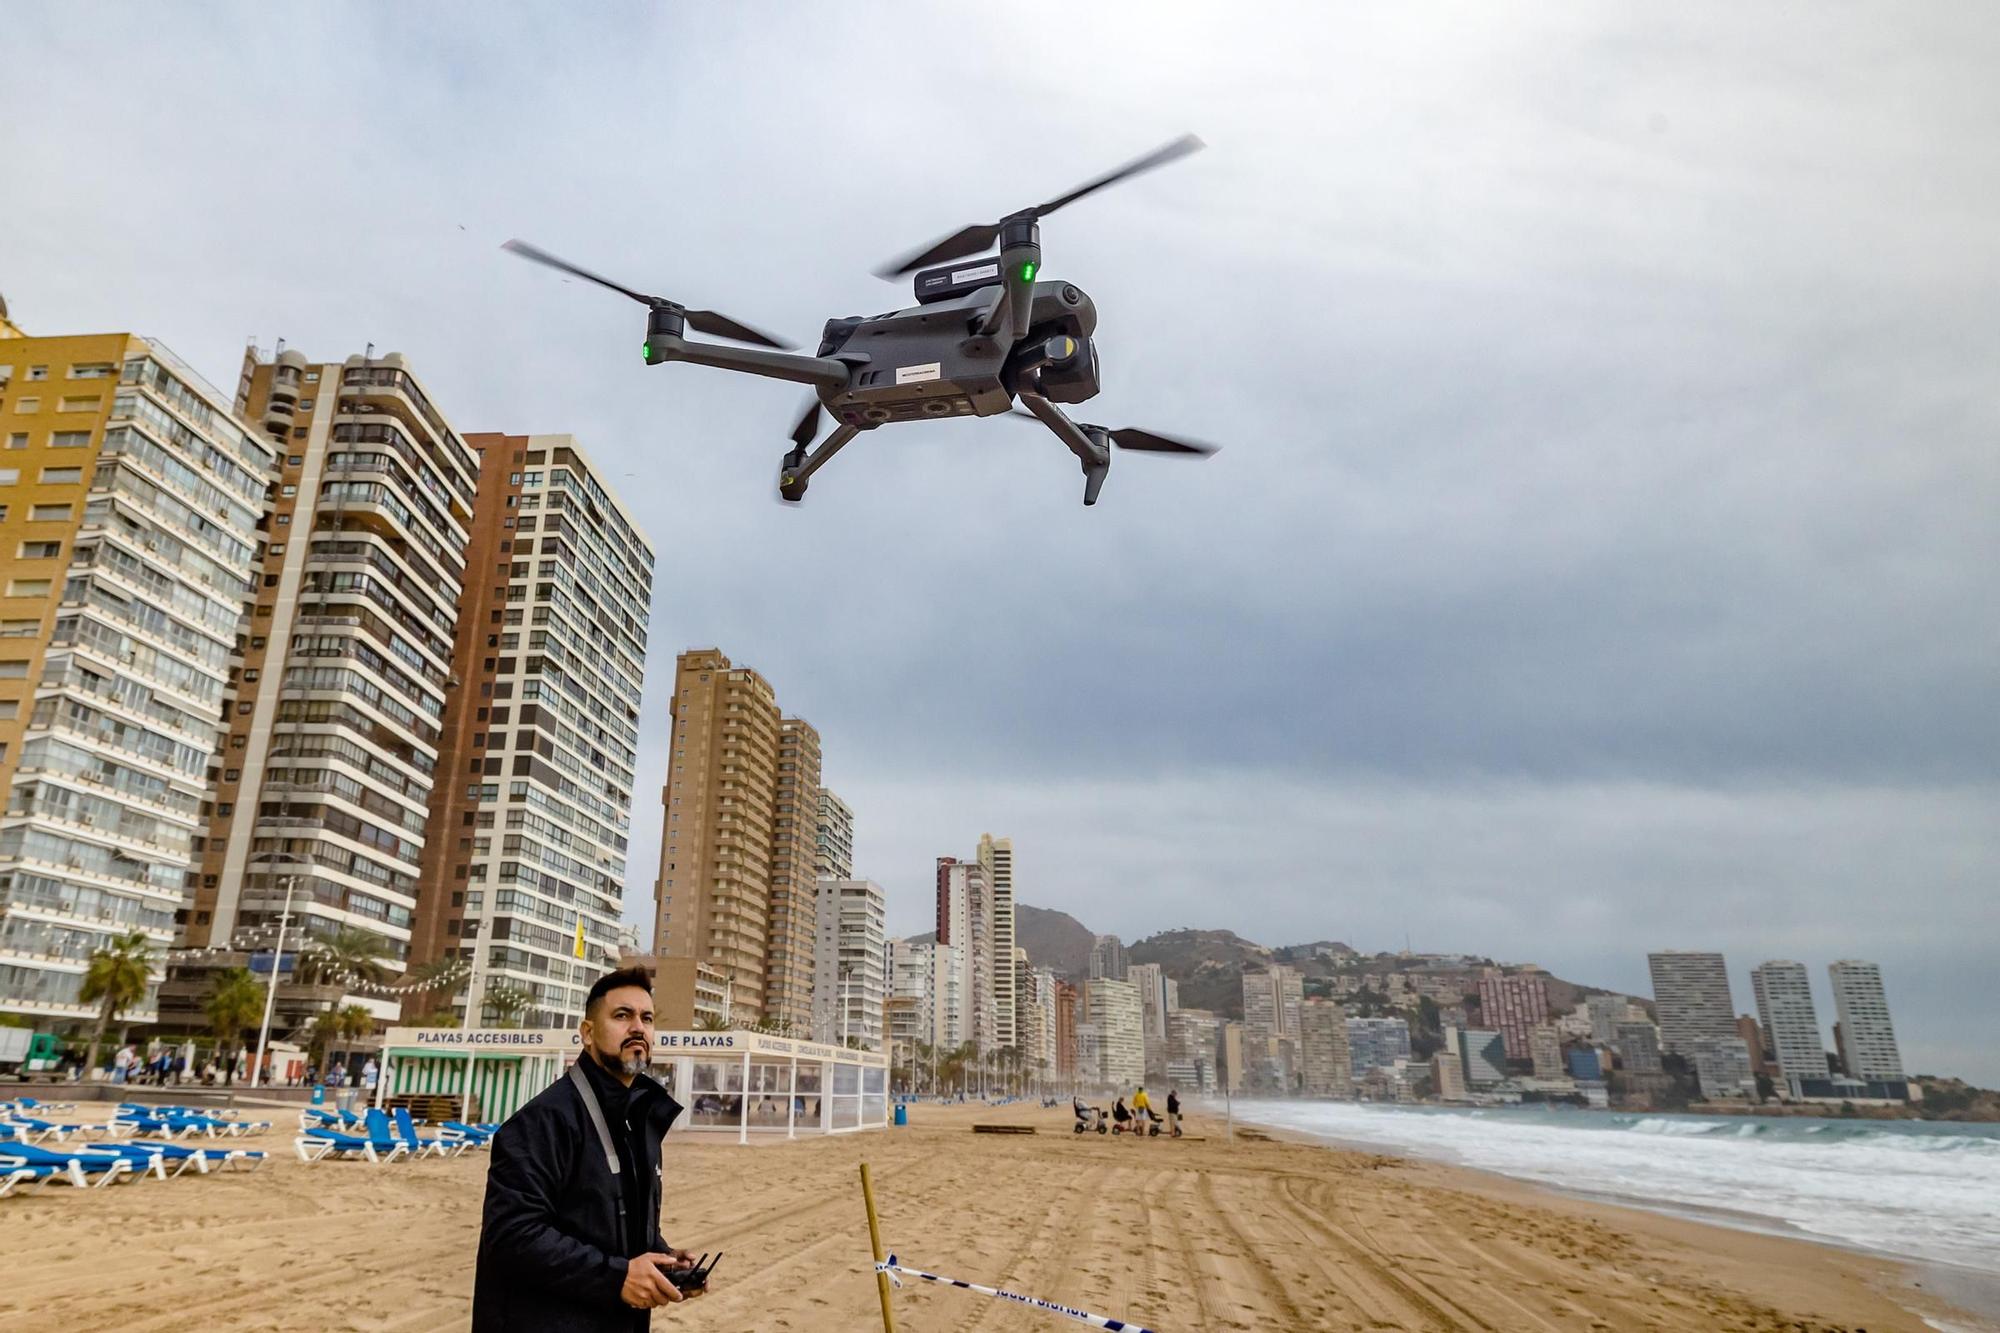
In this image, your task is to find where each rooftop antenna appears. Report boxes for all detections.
[365,341,375,360]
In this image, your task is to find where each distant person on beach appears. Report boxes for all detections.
[473,965,697,1331]
[1112,1096,1131,1134]
[1166,1088,1181,1137]
[1132,1086,1151,1137]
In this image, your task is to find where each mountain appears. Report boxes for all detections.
[1015,904,1096,979]
[903,903,1098,980]
[1127,928,1275,1019]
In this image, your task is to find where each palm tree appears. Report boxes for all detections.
[694,1012,733,1032]
[81,931,154,1076]
[485,986,533,1029]
[412,1009,461,1029]
[334,1004,376,1046]
[295,926,389,989]
[204,968,264,1087]
[402,955,463,997]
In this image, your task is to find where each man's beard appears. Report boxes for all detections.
[613,1043,648,1077]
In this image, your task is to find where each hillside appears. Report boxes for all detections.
[1016,903,1096,979]
[1127,928,1275,1018]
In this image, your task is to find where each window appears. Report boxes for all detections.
[0,701,17,719]
[5,580,49,597]
[268,543,285,554]
[4,434,24,450]
[66,363,115,380]
[18,541,61,559]
[298,398,314,410]
[13,398,38,413]
[38,467,81,484]
[304,371,319,382]
[30,504,71,521]
[281,485,297,496]
[26,367,47,382]
[0,471,16,486]
[0,662,26,678]
[51,431,90,448]
[57,396,101,413]
[0,620,34,636]
[287,455,303,466]
[275,514,290,525]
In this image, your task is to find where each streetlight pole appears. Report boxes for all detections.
[250,872,299,1090]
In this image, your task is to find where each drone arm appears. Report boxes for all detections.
[650,334,852,392]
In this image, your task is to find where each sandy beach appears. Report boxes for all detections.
[0,1099,1978,1332]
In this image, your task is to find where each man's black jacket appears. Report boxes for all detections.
[472,1055,684,1332]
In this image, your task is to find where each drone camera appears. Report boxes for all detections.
[1037,335,1099,405]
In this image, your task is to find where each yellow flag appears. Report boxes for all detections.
[573,919,587,960]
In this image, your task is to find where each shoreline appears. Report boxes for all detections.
[1222,1107,2000,1332]
[2,1099,1991,1331]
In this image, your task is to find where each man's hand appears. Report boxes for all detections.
[621,1253,684,1308]
[662,1246,698,1271]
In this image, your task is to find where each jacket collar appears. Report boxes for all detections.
[575,1048,683,1133]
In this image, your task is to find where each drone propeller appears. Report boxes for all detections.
[502,238,792,349]
[876,133,1205,278]
[788,394,824,450]
[1008,408,1218,456]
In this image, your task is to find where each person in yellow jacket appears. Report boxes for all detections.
[1130,1086,1152,1139]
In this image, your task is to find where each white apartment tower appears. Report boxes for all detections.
[976,833,1015,1048]
[1751,960,1825,1091]
[1829,959,1905,1082]
[815,788,853,880]
[813,878,885,1048]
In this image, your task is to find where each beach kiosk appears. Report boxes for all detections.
[377,1026,889,1142]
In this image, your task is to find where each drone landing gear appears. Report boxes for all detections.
[1017,389,1112,507]
[778,421,859,504]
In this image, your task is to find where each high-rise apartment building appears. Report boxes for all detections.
[1128,961,1177,1040]
[1615,1021,1664,1074]
[1019,959,1057,1081]
[1088,976,1143,1089]
[815,788,853,880]
[1088,932,1125,981]
[1346,1016,1412,1077]
[0,332,273,1026]
[1828,960,1904,1082]
[1298,998,1352,1097]
[398,433,652,1027]
[1243,964,1304,1043]
[1166,1006,1223,1092]
[652,649,820,1028]
[1529,1024,1565,1078]
[1587,993,1639,1045]
[935,857,995,1052]
[764,718,822,1033]
[1647,951,1736,1056]
[1692,1036,1757,1099]
[1477,970,1550,1062]
[976,833,1014,1049]
[1053,976,1078,1078]
[182,349,477,1027]
[812,878,885,1048]
[1750,960,1825,1092]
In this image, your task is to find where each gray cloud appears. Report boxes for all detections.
[3,2,1995,1079]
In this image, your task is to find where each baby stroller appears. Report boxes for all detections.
[1072,1100,1107,1134]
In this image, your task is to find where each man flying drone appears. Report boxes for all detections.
[503,133,1219,506]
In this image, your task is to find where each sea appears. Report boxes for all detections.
[1227,1100,2000,1278]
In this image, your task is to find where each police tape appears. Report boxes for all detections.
[874,1253,1156,1332]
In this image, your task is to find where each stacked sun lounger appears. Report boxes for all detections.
[294,1106,497,1164]
[113,1103,273,1139]
[0,1103,268,1198]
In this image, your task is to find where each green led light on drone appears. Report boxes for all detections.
[1019,261,1038,282]
[641,341,651,361]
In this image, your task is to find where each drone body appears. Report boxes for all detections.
[506,134,1214,506]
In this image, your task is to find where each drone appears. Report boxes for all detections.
[503,134,1218,506]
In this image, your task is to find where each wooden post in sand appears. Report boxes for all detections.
[859,1163,898,1332]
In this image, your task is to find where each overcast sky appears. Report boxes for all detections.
[5,4,1995,1081]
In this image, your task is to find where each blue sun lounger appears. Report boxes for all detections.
[0,1143,136,1189]
[390,1107,466,1159]
[295,1114,407,1164]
